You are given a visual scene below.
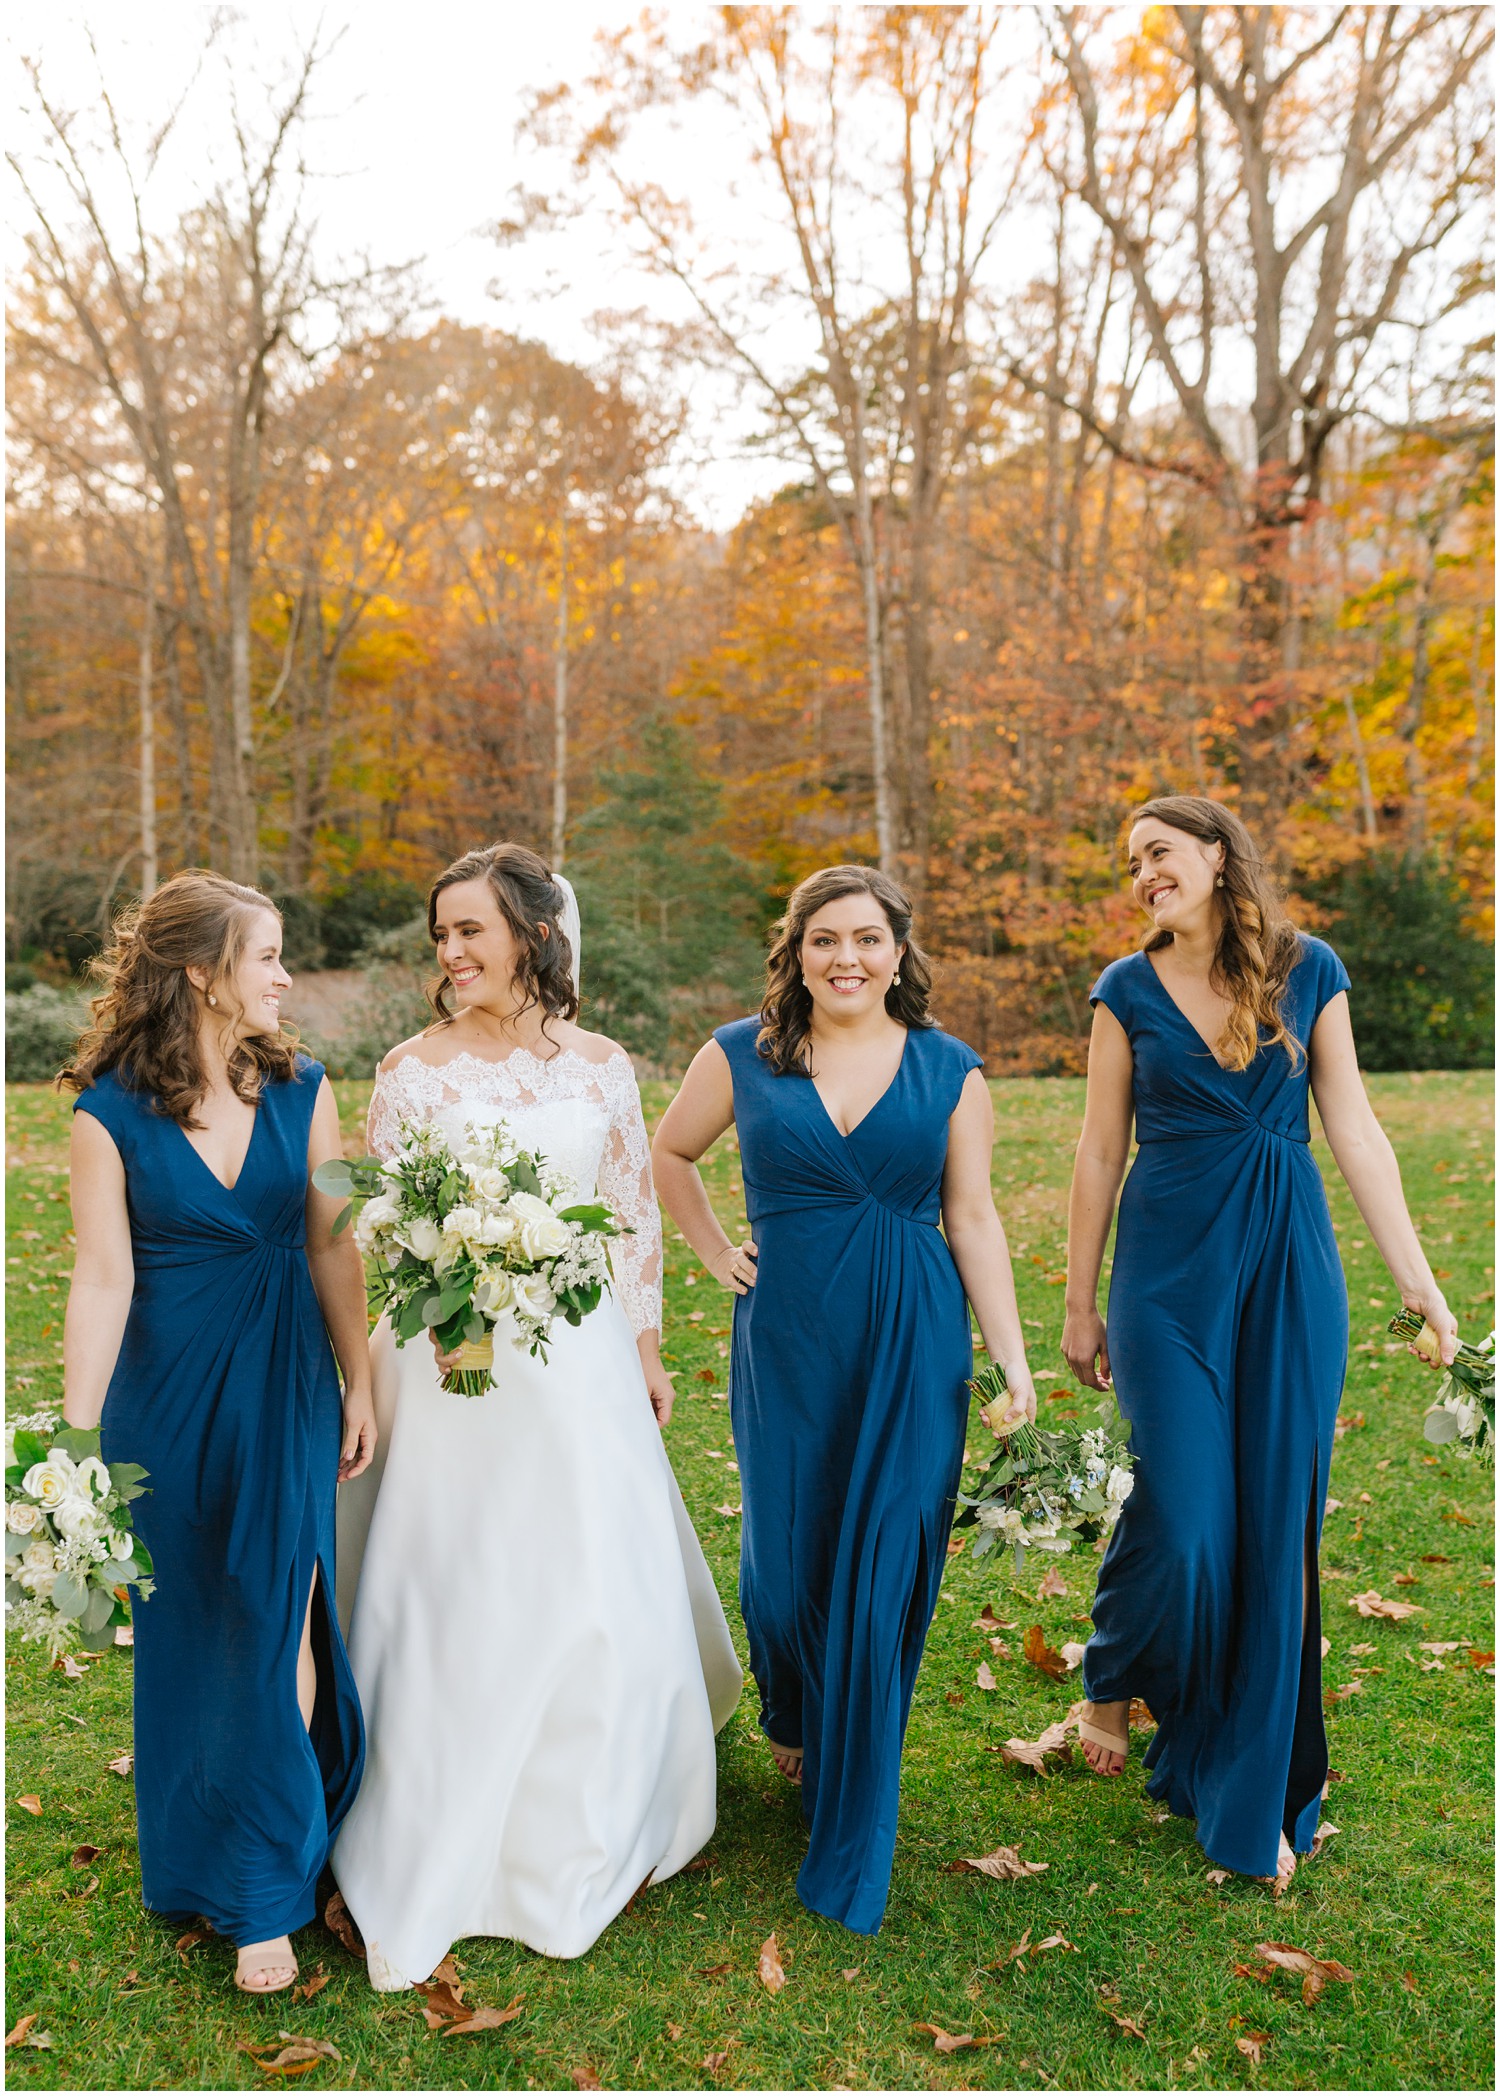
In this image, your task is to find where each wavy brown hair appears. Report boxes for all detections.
[756,864,934,1075]
[426,842,578,1034]
[1130,795,1303,1069]
[59,871,298,1125]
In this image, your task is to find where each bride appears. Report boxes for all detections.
[332,842,741,1988]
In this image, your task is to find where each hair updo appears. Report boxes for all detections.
[1130,794,1303,1069]
[756,863,934,1075]
[425,842,578,1032]
[58,870,297,1124]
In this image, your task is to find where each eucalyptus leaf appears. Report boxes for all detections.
[419,1294,446,1328]
[312,1158,354,1195]
[50,1427,101,1462]
[52,1569,89,1619]
[79,1620,119,1652]
[330,1202,354,1238]
[107,1462,149,1494]
[1424,1408,1461,1444]
[82,1583,117,1632]
[101,1558,139,1586]
[11,1432,51,1471]
[4,1577,23,1606]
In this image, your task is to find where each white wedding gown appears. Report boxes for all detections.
[331,1042,742,1986]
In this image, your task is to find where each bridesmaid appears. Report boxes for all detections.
[1063,795,1457,1887]
[653,864,1037,1934]
[60,871,374,1992]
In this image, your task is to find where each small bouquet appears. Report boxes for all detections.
[315,1117,624,1393]
[1389,1307,1495,1463]
[4,1413,153,1660]
[955,1363,1136,1577]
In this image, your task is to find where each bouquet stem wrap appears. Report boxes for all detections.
[442,1336,496,1397]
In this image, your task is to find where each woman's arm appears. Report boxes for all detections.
[62,1114,135,1430]
[651,1041,758,1296]
[1309,992,1458,1365]
[941,1068,1037,1431]
[1062,1003,1135,1391]
[305,1078,377,1479]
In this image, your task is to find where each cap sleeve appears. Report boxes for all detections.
[1300,934,1351,1021]
[1089,954,1140,1032]
[71,1070,136,1164]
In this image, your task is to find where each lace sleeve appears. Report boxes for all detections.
[365,1065,405,1160]
[595,1053,663,1338]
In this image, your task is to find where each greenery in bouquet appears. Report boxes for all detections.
[5,1413,153,1659]
[956,1362,1136,1577]
[315,1118,625,1390]
[1389,1307,1495,1463]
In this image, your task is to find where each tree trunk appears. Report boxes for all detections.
[552,504,569,872]
[137,541,159,894]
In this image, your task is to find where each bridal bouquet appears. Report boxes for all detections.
[315,1118,624,1392]
[5,1414,153,1660]
[955,1363,1136,1577]
[1389,1307,1495,1463]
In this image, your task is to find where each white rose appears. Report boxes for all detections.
[512,1271,557,1323]
[74,1456,111,1502]
[475,1167,511,1202]
[508,1191,572,1261]
[401,1216,444,1263]
[22,1458,76,1510]
[19,1566,57,1600]
[105,1529,133,1562]
[475,1211,517,1248]
[22,1538,56,1573]
[6,1501,43,1536]
[356,1192,401,1236]
[1105,1465,1134,1505]
[52,1495,106,1542]
[474,1269,515,1316]
[976,1506,1006,1531]
[442,1205,483,1245]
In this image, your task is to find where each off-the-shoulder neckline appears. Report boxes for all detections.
[378,1043,632,1083]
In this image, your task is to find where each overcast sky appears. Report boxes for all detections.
[6,1,813,524]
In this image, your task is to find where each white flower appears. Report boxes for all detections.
[22,1458,76,1509]
[74,1456,111,1502]
[52,1495,106,1542]
[976,1505,1007,1531]
[442,1205,484,1244]
[475,1167,511,1202]
[1105,1464,1134,1505]
[105,1529,133,1561]
[21,1537,56,1574]
[508,1191,572,1261]
[6,1501,43,1536]
[474,1269,515,1316]
[512,1271,557,1323]
[401,1216,444,1263]
[18,1564,57,1600]
[473,1210,517,1249]
[355,1192,401,1239]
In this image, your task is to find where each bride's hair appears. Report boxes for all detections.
[757,863,935,1075]
[426,843,579,1032]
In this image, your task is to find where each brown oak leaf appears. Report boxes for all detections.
[441,1997,524,2036]
[1037,1566,1069,1599]
[697,1961,733,1980]
[1235,2032,1270,2063]
[1023,1626,1067,1680]
[1348,1590,1420,1621]
[70,1844,103,1866]
[1256,1940,1356,2006]
[175,1927,211,1959]
[955,1845,1048,1880]
[291,1970,329,2004]
[974,1605,1017,1632]
[1000,1716,1076,1773]
[4,2018,37,2049]
[702,2049,732,2074]
[323,1890,365,1959]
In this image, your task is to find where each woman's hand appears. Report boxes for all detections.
[1402,1284,1459,1368]
[710,1238,758,1295]
[1063,1304,1112,1390]
[430,1331,462,1375]
[983,1362,1037,1435]
[339,1387,377,1480]
[642,1359,676,1430]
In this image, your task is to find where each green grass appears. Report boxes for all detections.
[5,1073,1494,2091]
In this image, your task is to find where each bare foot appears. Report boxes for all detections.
[1077,1699,1130,1775]
[767,1738,804,1786]
[235,1936,298,1993]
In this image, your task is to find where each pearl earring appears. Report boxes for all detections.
[892,971,902,986]
[1215,874,1224,889]
[207,992,218,1007]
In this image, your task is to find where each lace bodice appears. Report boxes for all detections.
[366,1046,663,1338]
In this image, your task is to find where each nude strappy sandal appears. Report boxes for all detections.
[1077,1704,1130,1775]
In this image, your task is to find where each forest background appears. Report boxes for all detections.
[6,4,1495,1080]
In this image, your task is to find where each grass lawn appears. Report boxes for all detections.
[4,1072,1494,2091]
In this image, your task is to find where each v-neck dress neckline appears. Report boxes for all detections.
[172,1101,263,1197]
[1139,954,1239,1071]
[808,1028,911,1140]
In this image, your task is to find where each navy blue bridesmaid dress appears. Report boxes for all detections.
[1082,935,1351,1876]
[713,1017,983,1934]
[74,1058,363,1945]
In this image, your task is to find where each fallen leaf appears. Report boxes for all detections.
[570,2070,603,2090]
[701,2049,731,2074]
[997,1928,1032,1965]
[1393,1572,1418,1587]
[57,1654,89,1679]
[1420,1641,1463,1653]
[15,1796,41,1816]
[1206,1869,1229,1885]
[291,1970,330,2004]
[1235,2032,1270,2063]
[237,2037,343,2075]
[712,1503,741,1518]
[974,1605,1017,1632]
[175,1928,211,1959]
[429,1955,462,1987]
[976,1662,998,1691]
[1034,1933,1078,1953]
[1128,1698,1155,1729]
[757,1932,786,1993]
[912,2024,1001,2053]
[1324,1681,1363,1704]
[1023,1626,1067,1680]
[323,1890,365,1959]
[665,2022,683,2040]
[946,1537,966,1556]
[1319,1636,1331,1659]
[1334,1411,1366,1438]
[1419,1553,1452,1563]
[1309,1821,1340,1860]
[415,1978,469,2029]
[4,2017,37,2049]
[114,1624,134,1646]
[1256,1939,1356,2006]
[1442,1507,1475,1525]
[1470,1648,1495,1669]
[1037,1566,1069,1599]
[1400,1971,1417,1993]
[945,1690,964,1706]
[441,1997,524,2036]
[1000,1715,1076,1773]
[106,1754,133,1776]
[955,1845,1048,1880]
[841,1967,860,1981]
[1349,1642,1377,1656]
[1348,1590,1420,1621]
[69,1874,100,1900]
[988,1637,1011,1659]
[1059,1641,1087,1671]
[71,1843,105,1868]
[1104,2009,1146,2038]
[697,1961,733,1979]
[1232,1961,1275,1982]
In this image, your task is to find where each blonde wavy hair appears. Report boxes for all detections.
[59,871,298,1125]
[1131,796,1302,1070]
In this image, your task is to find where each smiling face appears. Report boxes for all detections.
[431,875,532,1013]
[222,908,291,1038]
[800,892,905,1022]
[1127,818,1225,937]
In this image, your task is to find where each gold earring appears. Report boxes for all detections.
[1215,874,1224,889]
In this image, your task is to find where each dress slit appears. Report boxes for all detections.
[1282,1455,1330,1845]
